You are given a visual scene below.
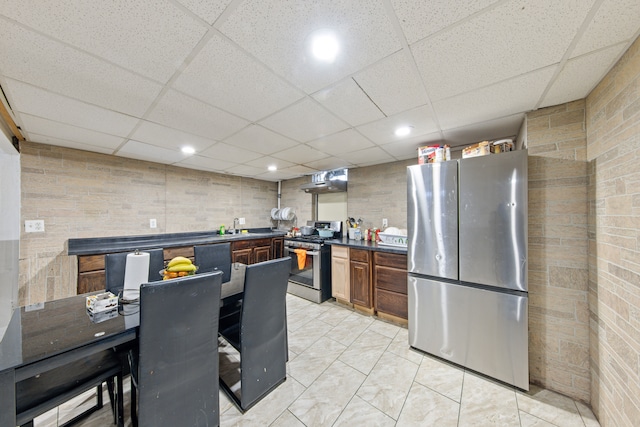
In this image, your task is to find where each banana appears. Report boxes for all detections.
[167,256,192,268]
[167,263,197,273]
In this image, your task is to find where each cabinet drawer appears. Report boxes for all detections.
[375,289,408,319]
[232,238,271,250]
[374,265,407,294]
[78,271,105,294]
[163,246,194,261]
[78,254,105,273]
[350,248,369,263]
[332,245,349,259]
[374,252,407,269]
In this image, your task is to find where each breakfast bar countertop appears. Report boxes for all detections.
[68,229,287,255]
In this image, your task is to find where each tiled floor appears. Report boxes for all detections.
[36,294,600,426]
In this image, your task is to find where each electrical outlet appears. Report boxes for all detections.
[382,218,388,228]
[239,217,246,225]
[25,220,45,233]
[150,218,157,228]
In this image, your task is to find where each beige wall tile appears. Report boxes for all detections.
[585,34,640,427]
[19,142,277,304]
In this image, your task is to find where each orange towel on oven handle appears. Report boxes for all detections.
[293,248,307,269]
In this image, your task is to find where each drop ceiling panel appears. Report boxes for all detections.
[380,131,442,159]
[347,146,395,166]
[224,164,266,177]
[199,142,264,163]
[0,0,208,83]
[442,113,524,146]
[218,0,403,93]
[117,140,190,164]
[173,33,304,122]
[2,79,139,137]
[259,98,349,142]
[356,105,438,145]
[390,0,500,45]
[412,0,596,101]
[146,89,249,141]
[223,125,299,155]
[307,129,375,156]
[303,156,353,171]
[20,114,124,150]
[571,0,640,57]
[130,121,218,152]
[245,156,295,170]
[434,66,556,129]
[28,133,117,155]
[0,18,162,117]
[271,144,329,164]
[254,170,301,181]
[312,79,385,126]
[541,45,626,109]
[353,51,428,116]
[176,0,235,25]
[174,155,238,172]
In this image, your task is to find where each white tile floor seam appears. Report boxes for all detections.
[35,294,600,427]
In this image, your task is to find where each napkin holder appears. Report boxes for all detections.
[86,292,118,313]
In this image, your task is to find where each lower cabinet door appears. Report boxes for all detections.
[232,248,252,265]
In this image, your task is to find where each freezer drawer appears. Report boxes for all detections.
[407,162,458,280]
[408,276,529,390]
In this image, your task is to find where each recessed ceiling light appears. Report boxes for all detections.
[311,30,340,63]
[394,126,413,137]
[181,146,195,154]
[268,165,277,172]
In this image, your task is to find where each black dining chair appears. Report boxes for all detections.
[129,270,223,427]
[15,349,124,427]
[105,248,164,295]
[218,257,291,412]
[194,243,232,283]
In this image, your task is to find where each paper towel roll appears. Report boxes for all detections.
[122,251,150,301]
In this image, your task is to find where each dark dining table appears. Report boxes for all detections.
[0,263,246,427]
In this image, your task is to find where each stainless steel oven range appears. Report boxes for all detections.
[284,220,342,303]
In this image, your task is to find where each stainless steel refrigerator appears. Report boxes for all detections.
[407,149,528,390]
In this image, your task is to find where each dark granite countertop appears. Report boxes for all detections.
[325,237,408,255]
[68,228,287,255]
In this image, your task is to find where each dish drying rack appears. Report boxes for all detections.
[271,207,296,230]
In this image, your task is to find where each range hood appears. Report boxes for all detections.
[301,168,348,194]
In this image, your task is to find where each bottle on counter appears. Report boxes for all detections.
[219,225,225,235]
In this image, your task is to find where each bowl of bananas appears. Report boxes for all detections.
[160,256,198,280]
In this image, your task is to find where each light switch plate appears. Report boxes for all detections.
[25,220,45,233]
[239,217,246,225]
[150,218,157,228]
[382,218,388,228]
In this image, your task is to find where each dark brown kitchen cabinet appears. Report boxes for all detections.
[373,252,408,321]
[271,237,284,259]
[231,238,272,265]
[350,248,372,310]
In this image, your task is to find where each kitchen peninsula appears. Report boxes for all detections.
[68,229,286,294]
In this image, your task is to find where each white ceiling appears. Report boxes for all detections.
[1,0,639,181]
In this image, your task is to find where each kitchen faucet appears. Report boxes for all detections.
[232,218,239,234]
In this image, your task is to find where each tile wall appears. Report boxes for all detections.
[19,141,277,305]
[585,35,640,427]
[0,150,20,325]
[525,101,590,403]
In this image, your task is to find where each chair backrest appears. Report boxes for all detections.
[105,249,164,293]
[194,243,231,283]
[239,257,291,406]
[138,270,222,427]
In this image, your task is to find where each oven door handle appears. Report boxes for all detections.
[284,248,320,256]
